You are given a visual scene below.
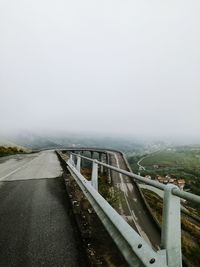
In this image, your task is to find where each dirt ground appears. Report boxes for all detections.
[57,152,128,267]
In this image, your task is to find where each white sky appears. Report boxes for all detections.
[0,0,200,140]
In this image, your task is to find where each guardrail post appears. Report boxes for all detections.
[99,152,104,175]
[91,151,94,158]
[106,153,111,184]
[76,156,81,172]
[70,154,76,167]
[161,184,182,267]
[69,154,73,164]
[91,160,98,191]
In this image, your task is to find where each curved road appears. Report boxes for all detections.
[137,156,146,171]
[108,151,161,249]
[62,147,161,250]
[63,148,161,249]
[0,151,86,267]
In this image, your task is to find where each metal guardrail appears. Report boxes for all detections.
[66,152,200,267]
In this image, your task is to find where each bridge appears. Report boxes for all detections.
[0,148,199,267]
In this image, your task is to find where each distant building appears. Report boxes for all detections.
[145,175,151,179]
[156,176,168,184]
[164,175,176,184]
[144,173,186,190]
[176,179,185,191]
[169,178,176,183]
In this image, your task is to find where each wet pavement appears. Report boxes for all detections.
[0,151,85,267]
[108,151,161,249]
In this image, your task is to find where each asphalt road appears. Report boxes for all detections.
[108,151,161,249]
[0,151,62,181]
[0,151,85,267]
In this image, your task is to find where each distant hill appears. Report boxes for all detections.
[6,132,62,150]
[0,137,28,151]
[1,131,144,152]
[0,137,20,147]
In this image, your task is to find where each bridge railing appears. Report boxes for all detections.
[66,152,200,267]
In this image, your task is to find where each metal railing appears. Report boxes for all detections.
[66,152,200,267]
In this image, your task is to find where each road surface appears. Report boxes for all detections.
[108,151,161,249]
[136,150,162,172]
[0,151,85,267]
[137,157,146,171]
[0,151,62,181]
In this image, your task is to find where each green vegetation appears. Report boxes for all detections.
[80,167,119,206]
[98,178,119,206]
[127,155,143,172]
[127,147,200,211]
[143,148,200,170]
[0,146,25,157]
[142,189,200,267]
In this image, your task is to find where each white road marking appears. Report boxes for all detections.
[109,152,152,246]
[110,153,141,231]
[0,156,38,180]
[0,151,62,181]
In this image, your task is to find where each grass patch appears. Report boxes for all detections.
[80,168,119,206]
[142,188,200,267]
[127,147,200,212]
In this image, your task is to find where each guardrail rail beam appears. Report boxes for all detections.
[61,151,200,267]
[91,160,98,191]
[161,184,182,267]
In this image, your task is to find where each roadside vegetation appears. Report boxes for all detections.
[127,146,200,266]
[0,146,25,157]
[80,167,119,206]
[127,147,200,212]
[142,189,200,267]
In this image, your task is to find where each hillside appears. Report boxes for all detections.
[0,146,25,157]
[127,146,200,212]
[0,137,21,147]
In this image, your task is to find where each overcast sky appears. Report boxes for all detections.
[1,0,200,140]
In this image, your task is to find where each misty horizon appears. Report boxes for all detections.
[1,1,200,142]
[1,128,200,148]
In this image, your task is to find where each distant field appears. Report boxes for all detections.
[142,149,200,169]
[127,147,200,201]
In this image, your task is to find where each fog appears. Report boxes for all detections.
[1,1,200,141]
